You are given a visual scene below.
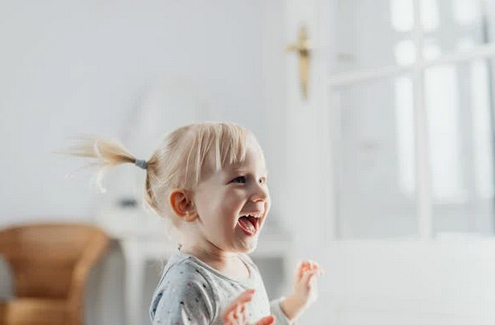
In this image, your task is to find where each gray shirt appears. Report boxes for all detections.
[150,250,291,325]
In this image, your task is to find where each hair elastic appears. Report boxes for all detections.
[134,159,148,170]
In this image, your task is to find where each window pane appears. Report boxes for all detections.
[333,76,417,238]
[334,0,415,73]
[421,0,494,60]
[424,60,495,236]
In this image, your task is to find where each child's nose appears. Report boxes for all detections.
[250,184,269,202]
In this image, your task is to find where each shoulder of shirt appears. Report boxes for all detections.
[164,255,209,281]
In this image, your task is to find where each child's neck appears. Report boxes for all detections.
[180,242,250,280]
[180,242,237,265]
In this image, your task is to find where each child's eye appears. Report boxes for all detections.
[258,177,266,185]
[231,176,247,184]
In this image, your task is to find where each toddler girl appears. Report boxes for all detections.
[64,122,322,324]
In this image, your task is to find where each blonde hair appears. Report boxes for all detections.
[61,122,261,223]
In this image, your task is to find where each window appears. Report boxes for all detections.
[332,0,495,238]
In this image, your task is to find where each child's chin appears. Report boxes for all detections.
[237,239,258,254]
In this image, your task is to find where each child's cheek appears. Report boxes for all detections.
[265,198,271,211]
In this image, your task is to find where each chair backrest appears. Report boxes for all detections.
[0,223,108,299]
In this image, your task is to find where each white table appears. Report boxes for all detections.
[96,209,294,325]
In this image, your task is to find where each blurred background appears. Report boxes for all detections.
[2,0,495,324]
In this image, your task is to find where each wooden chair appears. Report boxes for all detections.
[0,223,109,325]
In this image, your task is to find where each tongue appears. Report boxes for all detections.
[238,217,255,234]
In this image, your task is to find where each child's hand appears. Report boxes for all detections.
[222,289,275,325]
[293,260,323,306]
[281,260,323,322]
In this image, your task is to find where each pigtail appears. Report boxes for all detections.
[57,135,140,192]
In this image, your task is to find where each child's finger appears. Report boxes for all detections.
[308,260,324,276]
[295,263,310,285]
[227,311,237,324]
[254,315,275,325]
[223,302,241,319]
[299,268,313,285]
[295,261,307,283]
[295,260,305,280]
[233,289,255,305]
[300,261,312,273]
[226,305,245,324]
[238,312,246,324]
[235,303,247,323]
[301,268,321,287]
[235,303,242,319]
[222,290,255,321]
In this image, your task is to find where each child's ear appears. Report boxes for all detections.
[169,189,198,222]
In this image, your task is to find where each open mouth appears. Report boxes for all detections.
[237,214,260,236]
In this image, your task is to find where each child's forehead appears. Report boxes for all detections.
[223,149,267,174]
